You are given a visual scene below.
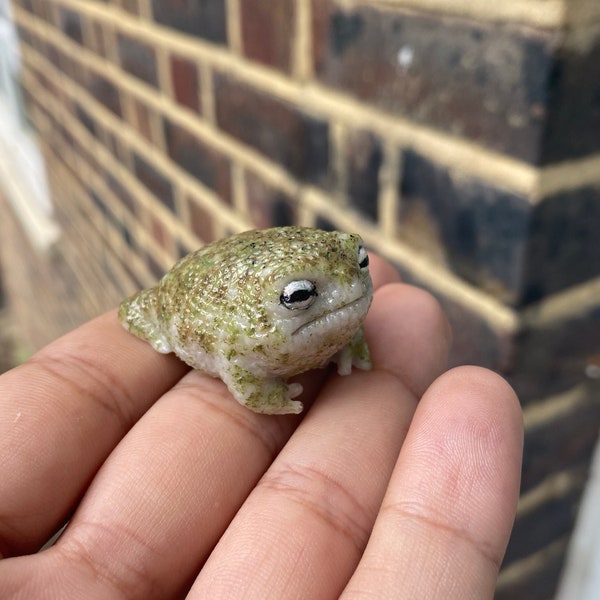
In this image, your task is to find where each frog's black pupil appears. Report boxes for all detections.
[360,255,369,268]
[289,289,313,303]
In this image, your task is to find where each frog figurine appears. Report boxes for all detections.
[118,226,373,414]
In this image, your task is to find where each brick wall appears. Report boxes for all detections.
[3,0,600,596]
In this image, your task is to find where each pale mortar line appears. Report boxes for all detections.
[378,140,401,238]
[522,384,589,429]
[301,187,519,331]
[517,466,587,516]
[293,0,313,81]
[199,62,216,125]
[225,0,242,55]
[521,274,600,327]
[538,153,600,199]
[231,162,249,217]
[346,0,568,28]
[34,1,541,197]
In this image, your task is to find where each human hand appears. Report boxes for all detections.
[0,255,523,599]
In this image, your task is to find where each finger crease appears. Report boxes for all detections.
[56,520,167,600]
[259,464,373,555]
[29,352,136,432]
[382,500,503,571]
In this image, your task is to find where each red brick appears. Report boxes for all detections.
[214,73,329,184]
[187,195,214,242]
[240,0,295,73]
[170,55,201,113]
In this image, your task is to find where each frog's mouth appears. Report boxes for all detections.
[291,294,370,337]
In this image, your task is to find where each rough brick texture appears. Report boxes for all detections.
[4,1,600,598]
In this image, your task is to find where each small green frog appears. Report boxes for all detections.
[119,226,373,414]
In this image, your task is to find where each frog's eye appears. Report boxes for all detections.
[280,280,317,310]
[358,245,369,269]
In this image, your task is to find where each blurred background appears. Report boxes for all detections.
[1,1,599,597]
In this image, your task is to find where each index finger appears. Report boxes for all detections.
[0,309,189,556]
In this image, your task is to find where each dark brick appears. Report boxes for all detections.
[509,302,600,401]
[346,129,381,222]
[313,1,560,163]
[314,216,337,231]
[106,174,136,216]
[390,260,513,371]
[541,38,600,163]
[522,185,600,303]
[214,73,329,184]
[56,7,84,45]
[151,0,226,44]
[74,102,97,137]
[520,388,600,492]
[245,171,297,229]
[170,55,201,113]
[117,33,159,88]
[85,71,122,117]
[163,117,231,203]
[146,251,166,280]
[240,0,295,72]
[504,468,587,567]
[399,149,530,304]
[132,153,175,211]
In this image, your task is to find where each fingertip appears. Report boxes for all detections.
[366,283,452,397]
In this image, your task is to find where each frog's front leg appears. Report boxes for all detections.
[333,326,371,375]
[222,365,304,415]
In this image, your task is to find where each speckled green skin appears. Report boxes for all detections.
[118,226,373,414]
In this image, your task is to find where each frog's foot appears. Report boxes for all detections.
[222,366,304,415]
[118,289,172,353]
[333,326,372,376]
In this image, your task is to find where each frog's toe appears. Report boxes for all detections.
[288,382,303,399]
